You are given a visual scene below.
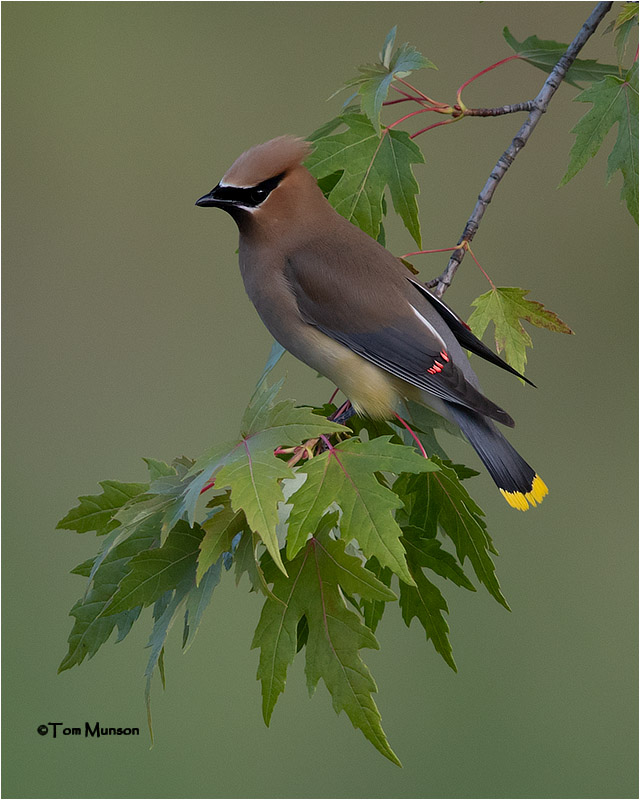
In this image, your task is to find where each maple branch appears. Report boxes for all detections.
[396,99,535,138]
[426,1,613,297]
[464,100,537,117]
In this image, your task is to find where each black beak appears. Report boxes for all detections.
[195,188,222,208]
[195,183,249,214]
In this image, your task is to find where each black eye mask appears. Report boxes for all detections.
[203,172,286,208]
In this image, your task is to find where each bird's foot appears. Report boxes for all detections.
[329,400,355,426]
[273,401,354,465]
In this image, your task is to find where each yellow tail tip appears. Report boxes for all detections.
[500,475,548,511]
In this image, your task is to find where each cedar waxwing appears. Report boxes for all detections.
[196,137,547,510]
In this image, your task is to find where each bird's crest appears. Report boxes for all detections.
[222,136,312,188]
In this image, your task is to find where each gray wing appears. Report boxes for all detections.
[284,250,514,426]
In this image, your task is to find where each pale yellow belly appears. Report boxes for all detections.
[302,328,409,419]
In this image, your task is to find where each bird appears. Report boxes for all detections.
[196,136,547,510]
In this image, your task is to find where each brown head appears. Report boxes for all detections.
[195,136,324,233]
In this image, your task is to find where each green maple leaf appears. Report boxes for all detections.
[398,528,477,671]
[183,381,346,576]
[401,529,476,592]
[107,520,204,614]
[502,27,618,87]
[143,458,176,482]
[70,557,95,577]
[59,517,159,672]
[447,462,481,481]
[234,530,281,603]
[561,63,639,223]
[399,398,466,461]
[56,480,149,535]
[144,581,192,742]
[347,411,403,445]
[468,287,573,376]
[612,1,640,27]
[213,455,291,575]
[603,3,639,67]
[360,556,393,633]
[306,113,425,246]
[341,26,436,131]
[308,115,348,142]
[255,340,286,392]
[252,527,399,765]
[89,464,199,586]
[90,460,199,577]
[399,558,456,672]
[197,501,246,584]
[286,436,438,583]
[183,560,222,652]
[113,607,141,643]
[83,493,175,588]
[145,458,202,539]
[399,459,509,609]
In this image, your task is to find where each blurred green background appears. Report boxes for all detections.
[2,2,637,798]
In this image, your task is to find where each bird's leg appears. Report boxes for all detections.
[274,400,356,465]
[311,401,356,454]
[329,400,355,425]
[289,400,355,461]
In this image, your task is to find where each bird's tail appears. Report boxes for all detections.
[446,404,548,511]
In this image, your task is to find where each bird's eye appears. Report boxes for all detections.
[251,187,268,204]
[245,173,285,206]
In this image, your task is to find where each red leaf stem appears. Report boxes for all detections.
[383,96,422,106]
[401,247,459,258]
[386,107,441,131]
[456,54,521,104]
[410,118,459,138]
[393,413,429,460]
[466,247,496,290]
[319,434,336,454]
[395,76,449,108]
